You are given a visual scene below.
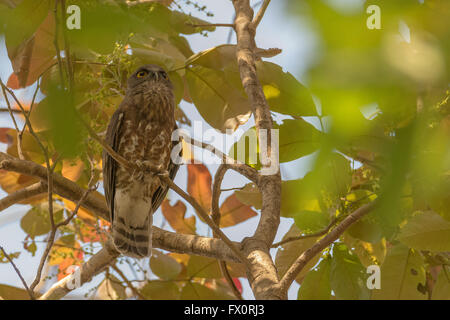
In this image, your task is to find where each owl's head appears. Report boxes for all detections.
[127,64,173,92]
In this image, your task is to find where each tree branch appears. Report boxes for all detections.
[38,240,119,300]
[0,181,47,212]
[212,164,243,300]
[232,0,283,300]
[252,0,271,29]
[278,201,378,294]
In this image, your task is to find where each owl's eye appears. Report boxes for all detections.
[136,70,148,78]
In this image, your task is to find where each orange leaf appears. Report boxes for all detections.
[79,223,107,243]
[219,194,258,228]
[187,163,212,212]
[49,241,84,280]
[0,170,39,194]
[61,158,85,182]
[0,128,15,145]
[161,199,196,234]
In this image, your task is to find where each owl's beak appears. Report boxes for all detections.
[151,71,159,81]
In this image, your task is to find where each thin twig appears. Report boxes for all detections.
[212,164,243,300]
[271,217,339,248]
[0,82,24,159]
[0,246,35,299]
[30,159,96,292]
[110,264,146,300]
[252,0,271,28]
[186,22,234,28]
[77,113,133,171]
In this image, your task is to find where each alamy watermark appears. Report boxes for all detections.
[170,121,280,176]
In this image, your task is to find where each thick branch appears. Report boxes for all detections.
[232,0,283,300]
[278,201,378,294]
[0,152,109,220]
[39,240,119,300]
[0,182,47,212]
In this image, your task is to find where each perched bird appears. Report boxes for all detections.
[102,64,179,258]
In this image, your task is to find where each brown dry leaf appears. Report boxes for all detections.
[61,158,84,182]
[219,194,258,228]
[7,12,56,89]
[161,199,196,234]
[187,163,212,212]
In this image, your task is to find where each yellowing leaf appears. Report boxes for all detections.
[330,243,370,300]
[219,194,258,228]
[61,158,84,182]
[397,211,450,252]
[185,65,251,132]
[275,224,322,283]
[298,258,331,300]
[141,280,180,300]
[150,250,182,280]
[234,183,262,210]
[371,244,427,300]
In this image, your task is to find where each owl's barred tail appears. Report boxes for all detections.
[112,215,153,258]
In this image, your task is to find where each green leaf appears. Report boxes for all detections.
[186,256,222,279]
[180,282,234,300]
[297,258,331,300]
[40,85,85,158]
[0,284,32,300]
[330,243,370,300]
[371,244,427,300]
[293,210,330,234]
[20,203,63,238]
[0,250,20,263]
[228,119,321,167]
[186,44,236,70]
[170,10,216,35]
[397,211,450,252]
[256,61,316,116]
[150,250,182,280]
[347,216,383,244]
[185,65,251,132]
[141,280,180,300]
[275,119,322,162]
[234,183,262,210]
[275,224,322,283]
[4,0,51,53]
[280,179,321,218]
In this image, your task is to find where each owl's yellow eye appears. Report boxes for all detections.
[136,70,148,78]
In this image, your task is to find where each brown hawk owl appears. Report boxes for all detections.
[102,64,179,258]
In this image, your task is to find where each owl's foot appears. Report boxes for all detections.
[134,160,164,177]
